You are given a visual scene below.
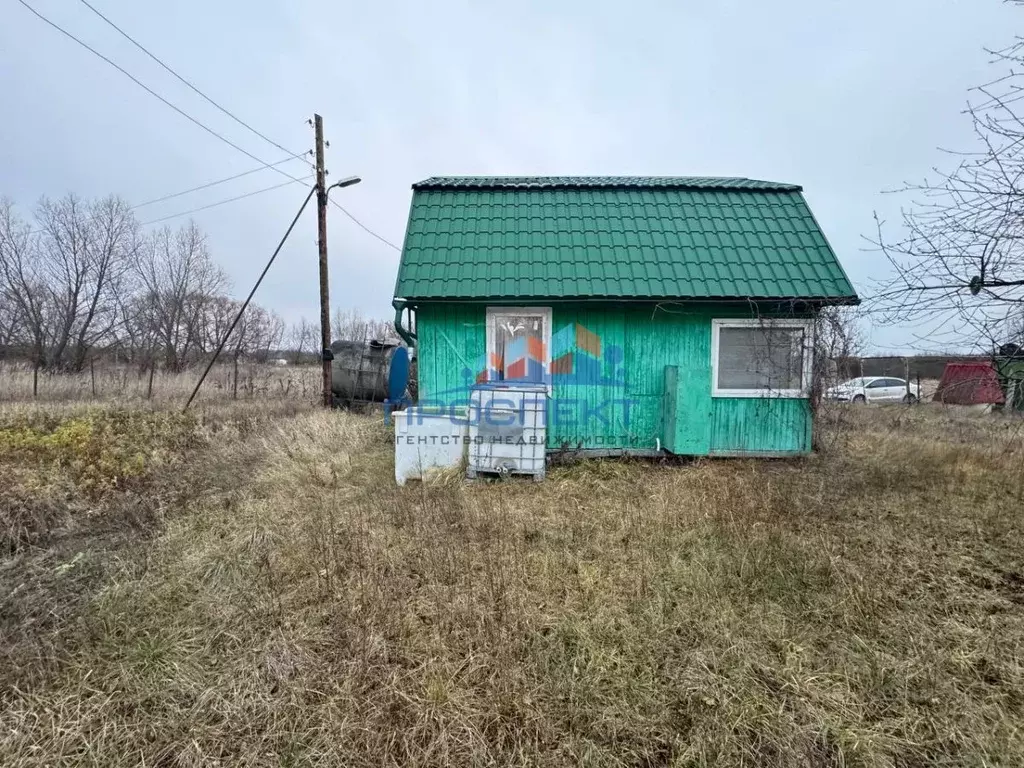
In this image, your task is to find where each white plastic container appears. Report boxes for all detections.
[393,407,468,486]
[467,383,547,480]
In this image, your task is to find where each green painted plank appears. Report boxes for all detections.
[709,398,812,454]
[662,367,679,453]
[549,305,630,451]
[415,303,484,408]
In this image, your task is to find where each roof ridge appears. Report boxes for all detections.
[412,176,802,192]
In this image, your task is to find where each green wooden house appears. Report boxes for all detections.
[392,177,858,457]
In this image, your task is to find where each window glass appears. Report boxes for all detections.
[716,325,805,391]
[488,312,547,382]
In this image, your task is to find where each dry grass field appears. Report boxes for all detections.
[1,391,1023,766]
[0,361,322,404]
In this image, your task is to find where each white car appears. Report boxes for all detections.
[826,376,920,404]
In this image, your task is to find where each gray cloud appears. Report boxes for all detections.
[2,0,1017,352]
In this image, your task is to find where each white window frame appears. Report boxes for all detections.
[710,318,814,398]
[485,306,553,390]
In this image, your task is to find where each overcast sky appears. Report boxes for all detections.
[1,0,1018,353]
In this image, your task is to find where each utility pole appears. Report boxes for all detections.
[314,113,333,408]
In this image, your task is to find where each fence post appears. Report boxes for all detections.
[233,356,239,400]
[90,358,96,397]
[33,363,38,398]
[147,362,155,400]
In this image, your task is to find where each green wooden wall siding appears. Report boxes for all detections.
[709,398,811,455]
[415,302,813,456]
[415,303,484,409]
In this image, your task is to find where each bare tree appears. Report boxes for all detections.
[202,298,284,363]
[0,291,15,353]
[3,196,293,371]
[812,305,865,399]
[115,293,160,369]
[288,317,317,362]
[40,195,138,370]
[0,199,50,367]
[203,295,238,359]
[874,30,1024,351]
[1004,304,1024,348]
[331,307,396,343]
[257,309,286,361]
[816,305,864,361]
[133,222,228,371]
[0,195,138,370]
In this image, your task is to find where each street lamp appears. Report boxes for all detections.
[328,176,362,194]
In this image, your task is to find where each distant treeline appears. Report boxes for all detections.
[1,194,395,373]
[0,196,288,372]
[835,355,991,381]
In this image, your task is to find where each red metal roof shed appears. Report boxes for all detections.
[933,362,1005,405]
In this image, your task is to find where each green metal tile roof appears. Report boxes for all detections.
[395,176,858,303]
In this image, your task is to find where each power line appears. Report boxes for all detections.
[15,0,305,181]
[24,175,311,235]
[185,184,318,410]
[140,176,312,225]
[75,0,311,168]
[18,0,403,252]
[329,199,402,251]
[134,152,309,209]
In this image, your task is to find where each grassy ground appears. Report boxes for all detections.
[1,401,1023,766]
[0,361,321,403]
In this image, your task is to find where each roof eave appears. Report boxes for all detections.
[398,294,861,306]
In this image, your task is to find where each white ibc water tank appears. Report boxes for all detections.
[393,407,468,486]
[467,383,547,481]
